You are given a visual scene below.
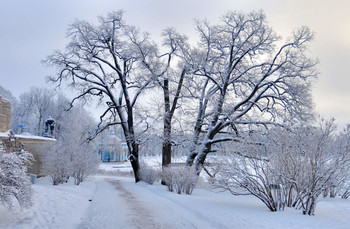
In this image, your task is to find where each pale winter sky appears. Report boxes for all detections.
[0,0,349,128]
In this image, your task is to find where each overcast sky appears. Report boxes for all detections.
[1,0,349,128]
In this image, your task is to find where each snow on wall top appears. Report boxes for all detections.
[0,131,56,144]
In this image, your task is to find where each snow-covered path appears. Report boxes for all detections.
[123,180,229,228]
[78,177,160,229]
[77,177,131,229]
[1,175,350,228]
[76,176,225,229]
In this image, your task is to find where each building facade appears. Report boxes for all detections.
[98,132,128,162]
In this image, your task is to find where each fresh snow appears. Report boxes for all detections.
[0,131,56,142]
[0,165,349,229]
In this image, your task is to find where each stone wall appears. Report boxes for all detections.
[25,144,45,176]
[0,96,12,132]
[0,96,56,175]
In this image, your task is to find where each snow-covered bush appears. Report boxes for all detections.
[211,120,350,215]
[211,151,284,212]
[138,164,159,185]
[71,143,100,185]
[335,125,350,199]
[41,143,71,185]
[41,103,100,185]
[289,121,350,215]
[162,166,198,194]
[0,135,34,208]
[41,138,100,186]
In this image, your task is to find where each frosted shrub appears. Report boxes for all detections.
[41,104,100,186]
[71,144,100,185]
[41,143,72,185]
[211,121,350,215]
[138,164,159,185]
[42,142,99,186]
[0,138,34,208]
[162,166,198,195]
[211,154,284,212]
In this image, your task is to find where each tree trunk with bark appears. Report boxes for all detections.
[162,77,172,169]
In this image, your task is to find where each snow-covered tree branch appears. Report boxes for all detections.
[185,11,317,171]
[44,11,159,182]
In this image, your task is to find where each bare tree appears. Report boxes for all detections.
[45,11,158,182]
[139,28,189,169]
[185,11,318,172]
[13,87,54,135]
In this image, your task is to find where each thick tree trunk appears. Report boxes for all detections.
[194,140,212,173]
[186,152,197,166]
[186,111,204,166]
[162,77,172,168]
[161,77,172,185]
[161,138,171,185]
[192,92,225,173]
[119,106,140,183]
[162,136,171,167]
[186,79,211,166]
[119,122,140,183]
[128,140,140,183]
[162,69,186,168]
[161,70,185,184]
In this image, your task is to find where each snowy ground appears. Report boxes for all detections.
[1,163,350,229]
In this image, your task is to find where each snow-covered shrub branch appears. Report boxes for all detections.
[210,140,284,212]
[185,10,317,174]
[41,142,71,185]
[162,166,198,195]
[138,163,160,185]
[211,119,350,215]
[284,120,350,215]
[41,104,100,185]
[0,132,34,208]
[333,125,350,199]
